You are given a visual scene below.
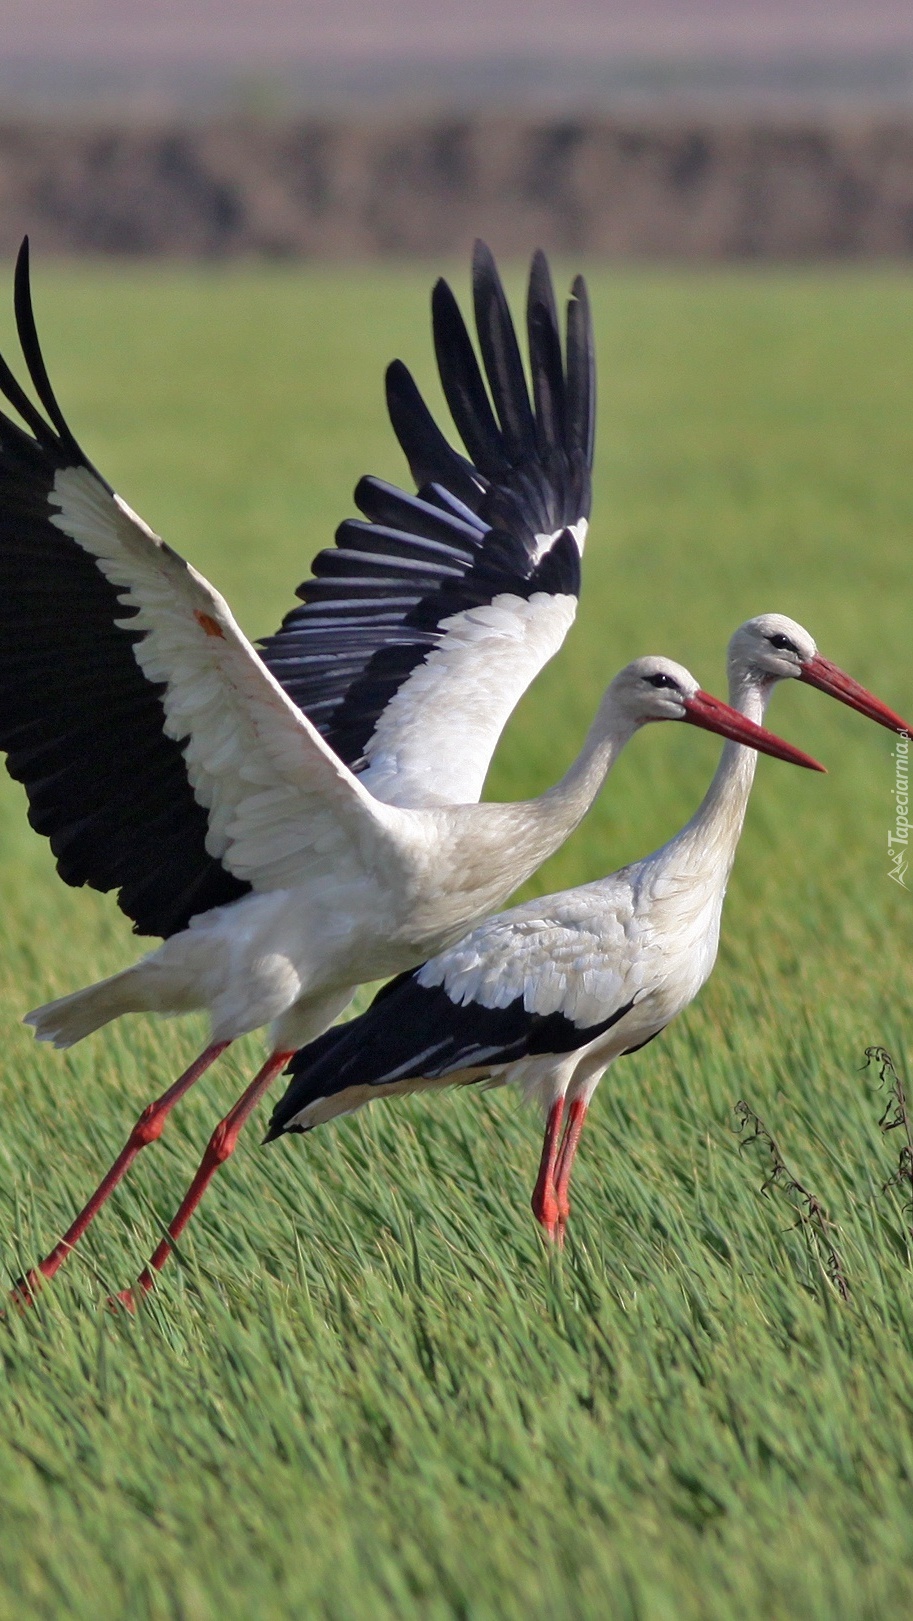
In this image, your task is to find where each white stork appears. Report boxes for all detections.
[1,240,815,1302]
[268,614,912,1245]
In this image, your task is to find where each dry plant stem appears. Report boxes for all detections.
[863,1046,913,1239]
[733,1099,850,1300]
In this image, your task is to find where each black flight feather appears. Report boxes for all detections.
[471,239,538,462]
[431,275,510,477]
[266,971,636,1141]
[384,361,483,510]
[0,240,251,938]
[260,244,595,780]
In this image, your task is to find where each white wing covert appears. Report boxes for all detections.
[267,886,646,1138]
[49,468,400,895]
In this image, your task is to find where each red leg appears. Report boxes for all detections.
[553,1096,589,1245]
[114,1049,294,1309]
[12,1040,231,1305]
[531,1096,565,1243]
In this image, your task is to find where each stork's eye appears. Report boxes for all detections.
[646,672,681,690]
[767,632,799,654]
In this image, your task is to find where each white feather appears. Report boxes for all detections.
[359,591,578,806]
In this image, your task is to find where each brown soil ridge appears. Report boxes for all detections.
[3,116,913,259]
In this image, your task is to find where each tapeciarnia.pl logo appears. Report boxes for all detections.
[889,731,909,888]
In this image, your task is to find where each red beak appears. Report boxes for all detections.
[683,690,826,772]
[799,654,912,735]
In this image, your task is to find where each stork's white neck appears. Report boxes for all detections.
[405,692,642,945]
[670,665,772,877]
[449,691,642,906]
[531,690,642,845]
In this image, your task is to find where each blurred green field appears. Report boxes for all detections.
[0,260,912,1620]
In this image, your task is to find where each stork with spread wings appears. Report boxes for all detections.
[0,238,599,1293]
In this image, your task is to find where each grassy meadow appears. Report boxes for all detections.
[0,260,912,1618]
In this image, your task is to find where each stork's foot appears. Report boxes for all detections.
[531,1096,566,1244]
[531,1180,562,1244]
[8,1267,43,1311]
[108,1265,156,1313]
[107,1287,138,1314]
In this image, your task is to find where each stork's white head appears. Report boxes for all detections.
[608,655,703,724]
[606,655,823,768]
[730,613,911,734]
[728,613,817,682]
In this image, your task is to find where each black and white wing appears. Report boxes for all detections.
[259,241,595,807]
[0,241,403,940]
[266,888,641,1138]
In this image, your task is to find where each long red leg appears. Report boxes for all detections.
[553,1096,589,1245]
[531,1096,565,1242]
[114,1048,294,1309]
[12,1040,231,1304]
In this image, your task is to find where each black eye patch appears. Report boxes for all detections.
[767,632,799,654]
[646,672,680,690]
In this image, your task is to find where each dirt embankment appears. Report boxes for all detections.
[3,116,913,258]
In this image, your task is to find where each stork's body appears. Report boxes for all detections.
[33,656,779,1055]
[2,241,601,1056]
[0,239,602,1292]
[19,651,814,1305]
[270,616,913,1240]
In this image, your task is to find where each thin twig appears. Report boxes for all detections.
[733,1099,850,1300]
[862,1046,913,1239]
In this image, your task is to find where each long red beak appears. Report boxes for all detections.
[683,690,826,771]
[799,654,912,735]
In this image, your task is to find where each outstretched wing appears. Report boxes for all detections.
[0,240,399,938]
[259,242,595,807]
[267,889,639,1138]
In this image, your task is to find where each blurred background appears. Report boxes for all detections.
[3,0,913,257]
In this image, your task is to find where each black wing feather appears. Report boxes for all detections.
[431,275,510,477]
[566,275,596,466]
[471,240,538,463]
[527,250,566,458]
[13,242,89,461]
[266,971,636,1140]
[384,360,483,509]
[0,239,251,938]
[261,244,596,786]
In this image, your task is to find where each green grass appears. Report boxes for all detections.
[1,261,913,1620]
